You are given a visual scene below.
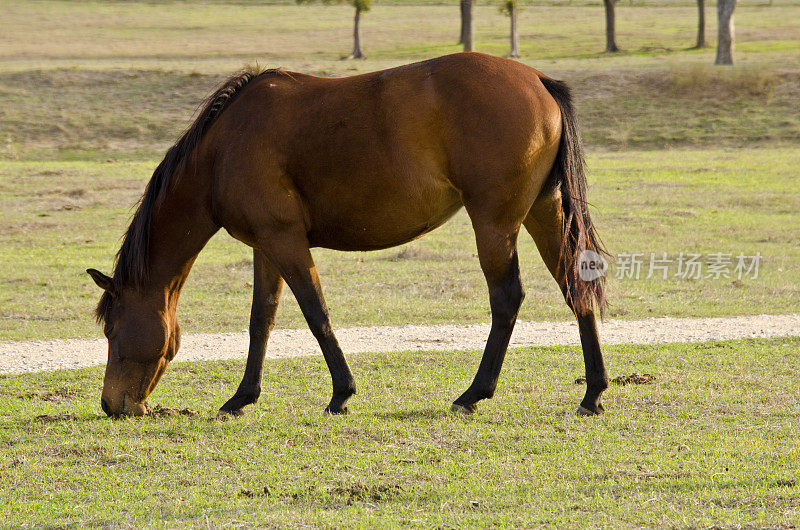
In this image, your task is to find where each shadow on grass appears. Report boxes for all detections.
[374,408,451,421]
[20,412,108,427]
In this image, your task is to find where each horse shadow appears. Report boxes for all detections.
[373,408,452,421]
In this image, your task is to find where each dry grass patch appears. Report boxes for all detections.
[668,63,780,99]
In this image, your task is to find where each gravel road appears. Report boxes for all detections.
[1,313,797,374]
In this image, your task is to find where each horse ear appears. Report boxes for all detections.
[86,269,117,295]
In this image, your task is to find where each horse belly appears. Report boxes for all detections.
[306,182,462,251]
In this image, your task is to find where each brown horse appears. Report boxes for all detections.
[87,52,609,418]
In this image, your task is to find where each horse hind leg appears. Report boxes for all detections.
[523,188,609,415]
[452,220,525,414]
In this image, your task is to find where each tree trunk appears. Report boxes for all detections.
[460,0,473,52]
[603,0,620,52]
[458,0,468,44]
[694,0,707,48]
[350,6,365,59]
[715,0,737,65]
[507,4,520,58]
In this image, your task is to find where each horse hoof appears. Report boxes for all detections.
[450,403,475,415]
[324,406,349,415]
[216,408,244,420]
[575,406,600,416]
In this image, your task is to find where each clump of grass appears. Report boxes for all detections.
[669,63,777,99]
[607,117,634,149]
[2,135,19,160]
[384,244,442,262]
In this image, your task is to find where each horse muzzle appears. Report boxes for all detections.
[101,393,148,417]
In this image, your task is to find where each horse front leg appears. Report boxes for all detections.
[257,232,357,415]
[219,249,283,416]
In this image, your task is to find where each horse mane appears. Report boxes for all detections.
[96,66,269,323]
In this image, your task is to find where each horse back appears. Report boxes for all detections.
[207,53,562,250]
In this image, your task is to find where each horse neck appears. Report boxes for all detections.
[142,166,218,311]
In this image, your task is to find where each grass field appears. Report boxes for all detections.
[1,337,798,526]
[2,1,798,76]
[2,63,798,160]
[2,2,799,159]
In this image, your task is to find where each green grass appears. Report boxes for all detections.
[1,337,798,527]
[2,148,798,340]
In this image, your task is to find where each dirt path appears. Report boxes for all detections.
[1,313,798,374]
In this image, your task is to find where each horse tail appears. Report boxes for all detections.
[538,76,608,318]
